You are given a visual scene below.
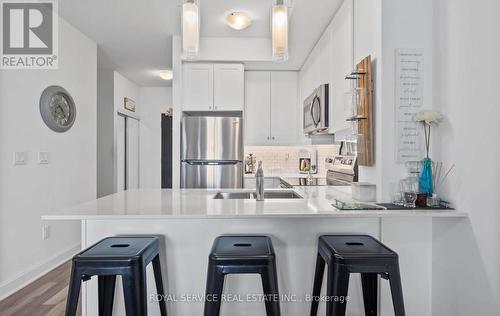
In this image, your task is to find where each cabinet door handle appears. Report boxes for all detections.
[214,106,218,110]
[267,136,270,140]
[272,136,275,140]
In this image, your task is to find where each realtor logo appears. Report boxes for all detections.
[1,0,58,69]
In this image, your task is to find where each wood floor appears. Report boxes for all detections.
[0,261,81,316]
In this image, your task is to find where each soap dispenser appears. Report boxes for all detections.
[255,161,264,201]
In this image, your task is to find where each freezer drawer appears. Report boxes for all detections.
[181,161,243,189]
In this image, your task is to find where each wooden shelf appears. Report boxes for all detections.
[346,116,368,122]
[345,56,374,166]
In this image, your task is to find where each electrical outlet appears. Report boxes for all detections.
[38,151,50,164]
[13,152,28,165]
[42,225,50,240]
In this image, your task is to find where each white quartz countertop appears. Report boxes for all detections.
[42,187,468,220]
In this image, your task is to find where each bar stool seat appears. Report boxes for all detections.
[204,235,281,316]
[65,236,167,316]
[310,235,405,316]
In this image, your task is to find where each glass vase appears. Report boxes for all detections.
[419,157,433,195]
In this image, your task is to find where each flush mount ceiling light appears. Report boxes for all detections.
[182,0,200,60]
[272,0,289,62]
[159,70,173,80]
[226,11,252,30]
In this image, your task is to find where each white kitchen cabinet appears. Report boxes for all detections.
[182,63,214,111]
[244,71,271,144]
[329,0,353,133]
[213,64,244,111]
[270,72,299,144]
[298,0,354,135]
[182,63,244,112]
[244,71,300,145]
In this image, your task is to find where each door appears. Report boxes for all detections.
[213,64,244,111]
[116,115,126,191]
[161,114,173,188]
[214,117,242,161]
[183,63,214,111]
[244,71,271,145]
[126,117,140,189]
[116,114,140,191]
[181,116,217,160]
[270,71,299,144]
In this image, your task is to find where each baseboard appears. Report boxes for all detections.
[0,243,80,300]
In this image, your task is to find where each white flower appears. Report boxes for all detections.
[415,111,443,125]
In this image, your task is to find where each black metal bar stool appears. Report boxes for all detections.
[65,236,167,316]
[204,235,281,316]
[310,235,405,316]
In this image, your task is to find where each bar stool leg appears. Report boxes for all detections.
[122,268,147,316]
[361,273,378,316]
[65,262,82,316]
[152,255,168,316]
[98,275,116,316]
[326,263,350,316]
[310,253,325,316]
[388,264,406,316]
[261,262,281,316]
[203,261,225,316]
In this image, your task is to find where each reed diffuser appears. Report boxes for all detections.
[415,110,443,195]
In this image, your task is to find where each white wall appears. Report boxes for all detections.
[139,87,172,188]
[353,0,382,187]
[97,70,140,196]
[97,70,115,197]
[376,0,435,201]
[432,0,500,314]
[114,71,139,118]
[0,18,97,298]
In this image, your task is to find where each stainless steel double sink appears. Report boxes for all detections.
[213,190,303,200]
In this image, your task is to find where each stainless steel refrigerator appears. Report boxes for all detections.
[181,116,243,188]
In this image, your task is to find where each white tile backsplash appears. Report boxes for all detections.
[244,145,340,176]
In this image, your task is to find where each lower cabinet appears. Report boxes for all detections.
[244,71,300,145]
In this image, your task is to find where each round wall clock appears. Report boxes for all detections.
[39,86,76,132]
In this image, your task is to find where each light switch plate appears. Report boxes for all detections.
[13,152,27,165]
[42,225,50,240]
[38,151,50,164]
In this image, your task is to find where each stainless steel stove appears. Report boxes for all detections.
[325,155,358,186]
[280,155,358,187]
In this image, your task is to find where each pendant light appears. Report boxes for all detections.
[182,0,200,60]
[272,0,288,62]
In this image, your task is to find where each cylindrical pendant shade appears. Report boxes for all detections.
[182,0,199,60]
[272,3,288,62]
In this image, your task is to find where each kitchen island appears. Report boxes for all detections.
[43,187,466,316]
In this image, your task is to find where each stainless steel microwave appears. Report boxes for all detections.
[303,84,329,134]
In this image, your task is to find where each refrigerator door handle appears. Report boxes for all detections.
[183,160,240,166]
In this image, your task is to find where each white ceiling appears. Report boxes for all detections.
[59,0,343,86]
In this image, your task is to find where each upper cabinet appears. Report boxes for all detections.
[244,71,271,145]
[245,71,300,145]
[183,63,244,111]
[182,63,214,111]
[299,0,353,135]
[213,64,244,111]
[270,72,299,144]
